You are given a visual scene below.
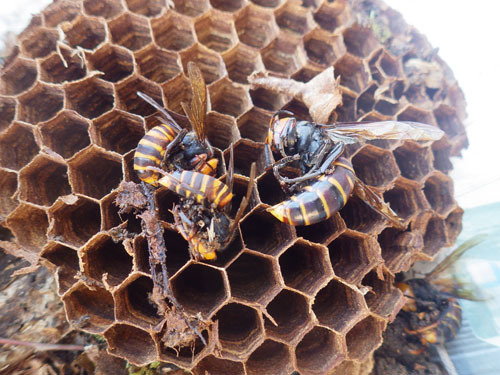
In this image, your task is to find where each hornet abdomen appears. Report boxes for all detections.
[268,157,355,226]
[158,170,233,209]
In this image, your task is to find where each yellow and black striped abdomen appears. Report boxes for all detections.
[420,297,462,346]
[158,170,233,208]
[133,123,177,184]
[268,157,355,226]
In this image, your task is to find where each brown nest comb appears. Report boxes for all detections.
[0,0,467,374]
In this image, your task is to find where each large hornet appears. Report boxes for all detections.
[264,110,444,227]
[133,62,218,185]
[149,146,256,261]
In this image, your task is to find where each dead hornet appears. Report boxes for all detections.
[264,110,444,227]
[396,235,485,353]
[134,62,218,185]
[150,146,256,261]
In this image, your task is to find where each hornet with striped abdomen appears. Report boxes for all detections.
[151,146,256,261]
[264,110,444,227]
[133,62,218,185]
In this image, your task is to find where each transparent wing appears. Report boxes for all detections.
[181,62,207,141]
[136,91,182,132]
[319,121,444,144]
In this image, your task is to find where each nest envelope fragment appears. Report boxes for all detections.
[0,0,467,373]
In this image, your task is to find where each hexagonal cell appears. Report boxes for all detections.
[87,44,134,83]
[424,172,455,217]
[48,196,101,247]
[342,24,380,58]
[397,105,435,125]
[279,238,332,295]
[0,169,18,220]
[282,98,312,122]
[157,324,210,367]
[265,289,311,343]
[172,0,210,16]
[41,242,79,295]
[296,214,345,246]
[115,75,166,115]
[235,5,278,49]
[63,283,115,333]
[65,78,114,119]
[275,1,315,35]
[383,179,428,223]
[446,207,463,245]
[356,84,377,116]
[108,12,152,51]
[393,142,433,182]
[115,274,162,329]
[250,0,283,7]
[215,303,263,355]
[193,356,245,375]
[291,63,323,83]
[68,147,123,200]
[378,229,423,273]
[227,251,280,304]
[161,73,192,113]
[39,50,86,84]
[81,234,133,287]
[0,123,39,170]
[434,104,464,138]
[422,215,448,258]
[0,57,37,95]
[209,77,252,117]
[92,110,144,154]
[223,139,267,177]
[20,28,58,59]
[18,83,64,124]
[63,15,106,50]
[237,107,271,143]
[304,28,345,66]
[105,324,157,366]
[223,44,264,84]
[180,44,227,84]
[39,111,90,159]
[313,2,348,33]
[377,51,402,78]
[432,138,453,173]
[240,207,295,256]
[135,46,181,84]
[125,0,164,16]
[261,34,307,75]
[328,232,380,285]
[100,190,142,234]
[161,227,191,276]
[83,0,124,19]
[335,91,357,123]
[362,271,403,320]
[352,145,399,188]
[18,156,71,207]
[313,278,366,333]
[246,340,293,375]
[0,97,16,132]
[295,326,346,374]
[205,112,241,150]
[346,316,384,360]
[334,54,370,94]
[195,10,238,53]
[151,12,195,52]
[249,87,290,111]
[6,204,48,252]
[172,263,228,317]
[374,99,400,117]
[210,0,246,12]
[42,1,80,27]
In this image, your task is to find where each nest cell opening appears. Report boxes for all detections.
[226,251,279,304]
[194,10,238,53]
[423,216,448,257]
[41,243,80,295]
[83,0,124,19]
[249,87,289,111]
[261,35,306,75]
[245,340,293,375]
[135,46,181,84]
[235,5,278,49]
[334,54,370,93]
[42,1,80,27]
[362,271,402,319]
[296,213,346,245]
[215,303,263,354]
[265,289,311,343]
[205,112,240,150]
[65,78,114,119]
[224,44,264,84]
[171,264,228,317]
[125,0,164,17]
[0,123,39,171]
[49,197,101,247]
[342,25,380,58]
[63,284,115,333]
[83,235,133,287]
[40,50,86,84]
[237,107,271,143]
[424,173,456,216]
[171,0,210,17]
[105,324,157,366]
[64,16,106,50]
[19,156,71,206]
[313,3,347,33]
[313,279,366,333]
[161,227,191,277]
[108,13,152,51]
[0,97,16,132]
[93,110,144,155]
[209,78,252,117]
[346,316,384,360]
[339,196,386,234]
[7,204,48,251]
[180,44,226,84]
[20,28,58,59]
[151,12,195,52]
[116,78,163,117]
[296,326,345,374]
[0,170,18,220]
[352,145,399,188]
[304,28,345,66]
[18,84,64,124]
[278,239,332,295]
[194,356,245,375]
[393,142,433,181]
[87,44,134,83]
[0,57,37,95]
